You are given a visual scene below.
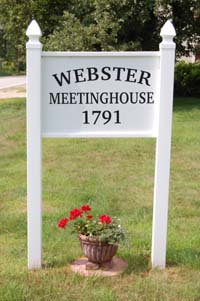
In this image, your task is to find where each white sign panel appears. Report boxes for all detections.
[42,53,160,137]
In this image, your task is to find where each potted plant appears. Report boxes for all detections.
[58,204,126,269]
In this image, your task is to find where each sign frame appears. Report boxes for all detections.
[26,19,176,269]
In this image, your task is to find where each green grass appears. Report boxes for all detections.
[0,97,200,300]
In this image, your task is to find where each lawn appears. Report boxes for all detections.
[0,97,200,301]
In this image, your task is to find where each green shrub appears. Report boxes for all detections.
[174,61,200,97]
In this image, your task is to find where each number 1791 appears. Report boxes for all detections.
[82,110,121,125]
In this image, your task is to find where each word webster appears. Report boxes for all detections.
[52,66,151,86]
[49,65,155,126]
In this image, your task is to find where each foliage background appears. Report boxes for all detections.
[0,0,200,73]
[174,61,200,97]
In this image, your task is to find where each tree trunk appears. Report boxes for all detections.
[17,47,21,74]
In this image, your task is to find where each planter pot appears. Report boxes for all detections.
[78,234,118,265]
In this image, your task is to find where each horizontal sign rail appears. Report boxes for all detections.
[42,130,157,138]
[42,51,160,57]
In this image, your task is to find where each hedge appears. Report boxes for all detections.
[174,61,200,97]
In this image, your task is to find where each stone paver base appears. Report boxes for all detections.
[70,256,128,277]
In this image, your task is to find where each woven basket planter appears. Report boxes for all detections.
[78,234,118,264]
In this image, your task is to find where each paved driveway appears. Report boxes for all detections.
[0,75,26,89]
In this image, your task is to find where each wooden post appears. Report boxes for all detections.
[152,20,176,268]
[26,20,42,269]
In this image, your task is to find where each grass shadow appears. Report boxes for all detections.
[173,97,200,112]
[122,253,150,275]
[167,247,200,269]
[43,253,79,269]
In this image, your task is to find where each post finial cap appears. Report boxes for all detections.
[26,20,41,37]
[160,20,176,38]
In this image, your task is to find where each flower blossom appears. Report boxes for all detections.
[86,215,93,220]
[81,204,91,212]
[99,214,112,224]
[70,208,82,220]
[58,217,68,228]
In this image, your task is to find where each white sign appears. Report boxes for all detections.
[42,54,159,137]
[26,20,176,270]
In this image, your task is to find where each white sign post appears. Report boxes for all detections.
[152,22,176,268]
[26,20,176,269]
[26,20,42,269]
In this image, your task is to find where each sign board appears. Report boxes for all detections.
[42,53,159,137]
[26,20,176,270]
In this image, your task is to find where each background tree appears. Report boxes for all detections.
[0,0,199,73]
[45,0,157,51]
[154,0,200,57]
[0,0,31,72]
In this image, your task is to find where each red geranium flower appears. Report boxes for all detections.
[86,215,93,220]
[70,208,82,220]
[81,204,91,212]
[99,214,112,224]
[58,217,68,228]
